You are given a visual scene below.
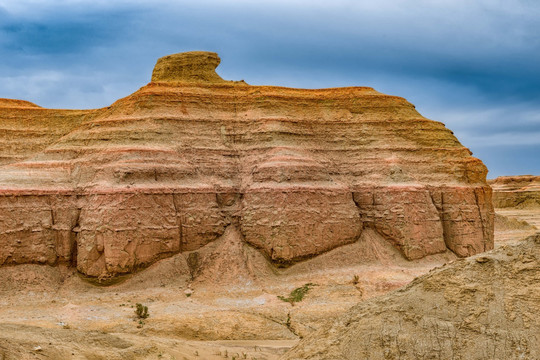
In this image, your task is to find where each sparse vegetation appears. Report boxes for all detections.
[278,283,316,305]
[135,303,149,319]
[285,312,291,328]
[352,274,360,285]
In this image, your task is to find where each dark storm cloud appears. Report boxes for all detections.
[0,0,538,177]
[2,21,108,55]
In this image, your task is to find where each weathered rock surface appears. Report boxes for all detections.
[283,233,540,360]
[0,51,494,278]
[489,175,540,208]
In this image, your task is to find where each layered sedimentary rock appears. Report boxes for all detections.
[283,233,540,360]
[489,175,540,208]
[0,99,89,166]
[0,51,494,278]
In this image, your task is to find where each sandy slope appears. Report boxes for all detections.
[284,232,540,359]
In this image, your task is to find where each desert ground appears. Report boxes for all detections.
[0,206,537,360]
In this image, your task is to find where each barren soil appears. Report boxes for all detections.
[0,211,537,360]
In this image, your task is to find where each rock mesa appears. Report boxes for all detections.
[0,51,494,278]
[489,175,540,208]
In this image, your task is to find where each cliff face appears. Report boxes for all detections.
[0,51,494,278]
[489,175,540,208]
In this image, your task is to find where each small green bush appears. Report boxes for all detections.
[278,283,316,305]
[135,303,149,319]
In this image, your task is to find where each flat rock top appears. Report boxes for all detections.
[489,175,540,191]
[151,51,230,83]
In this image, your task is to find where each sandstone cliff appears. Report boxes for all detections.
[0,51,494,278]
[283,233,540,360]
[489,175,540,208]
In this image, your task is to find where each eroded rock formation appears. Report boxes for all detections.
[489,175,540,208]
[283,233,540,360]
[0,51,494,278]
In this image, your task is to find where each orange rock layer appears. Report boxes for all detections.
[489,175,540,208]
[0,52,494,278]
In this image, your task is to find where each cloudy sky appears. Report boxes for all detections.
[0,0,538,178]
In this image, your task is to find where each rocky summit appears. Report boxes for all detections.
[0,51,494,279]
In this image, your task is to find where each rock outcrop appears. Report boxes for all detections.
[283,233,540,360]
[489,175,540,208]
[0,51,494,278]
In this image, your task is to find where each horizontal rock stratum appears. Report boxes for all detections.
[489,175,540,208]
[0,51,494,278]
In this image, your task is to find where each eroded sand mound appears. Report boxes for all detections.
[494,213,537,231]
[283,233,540,360]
